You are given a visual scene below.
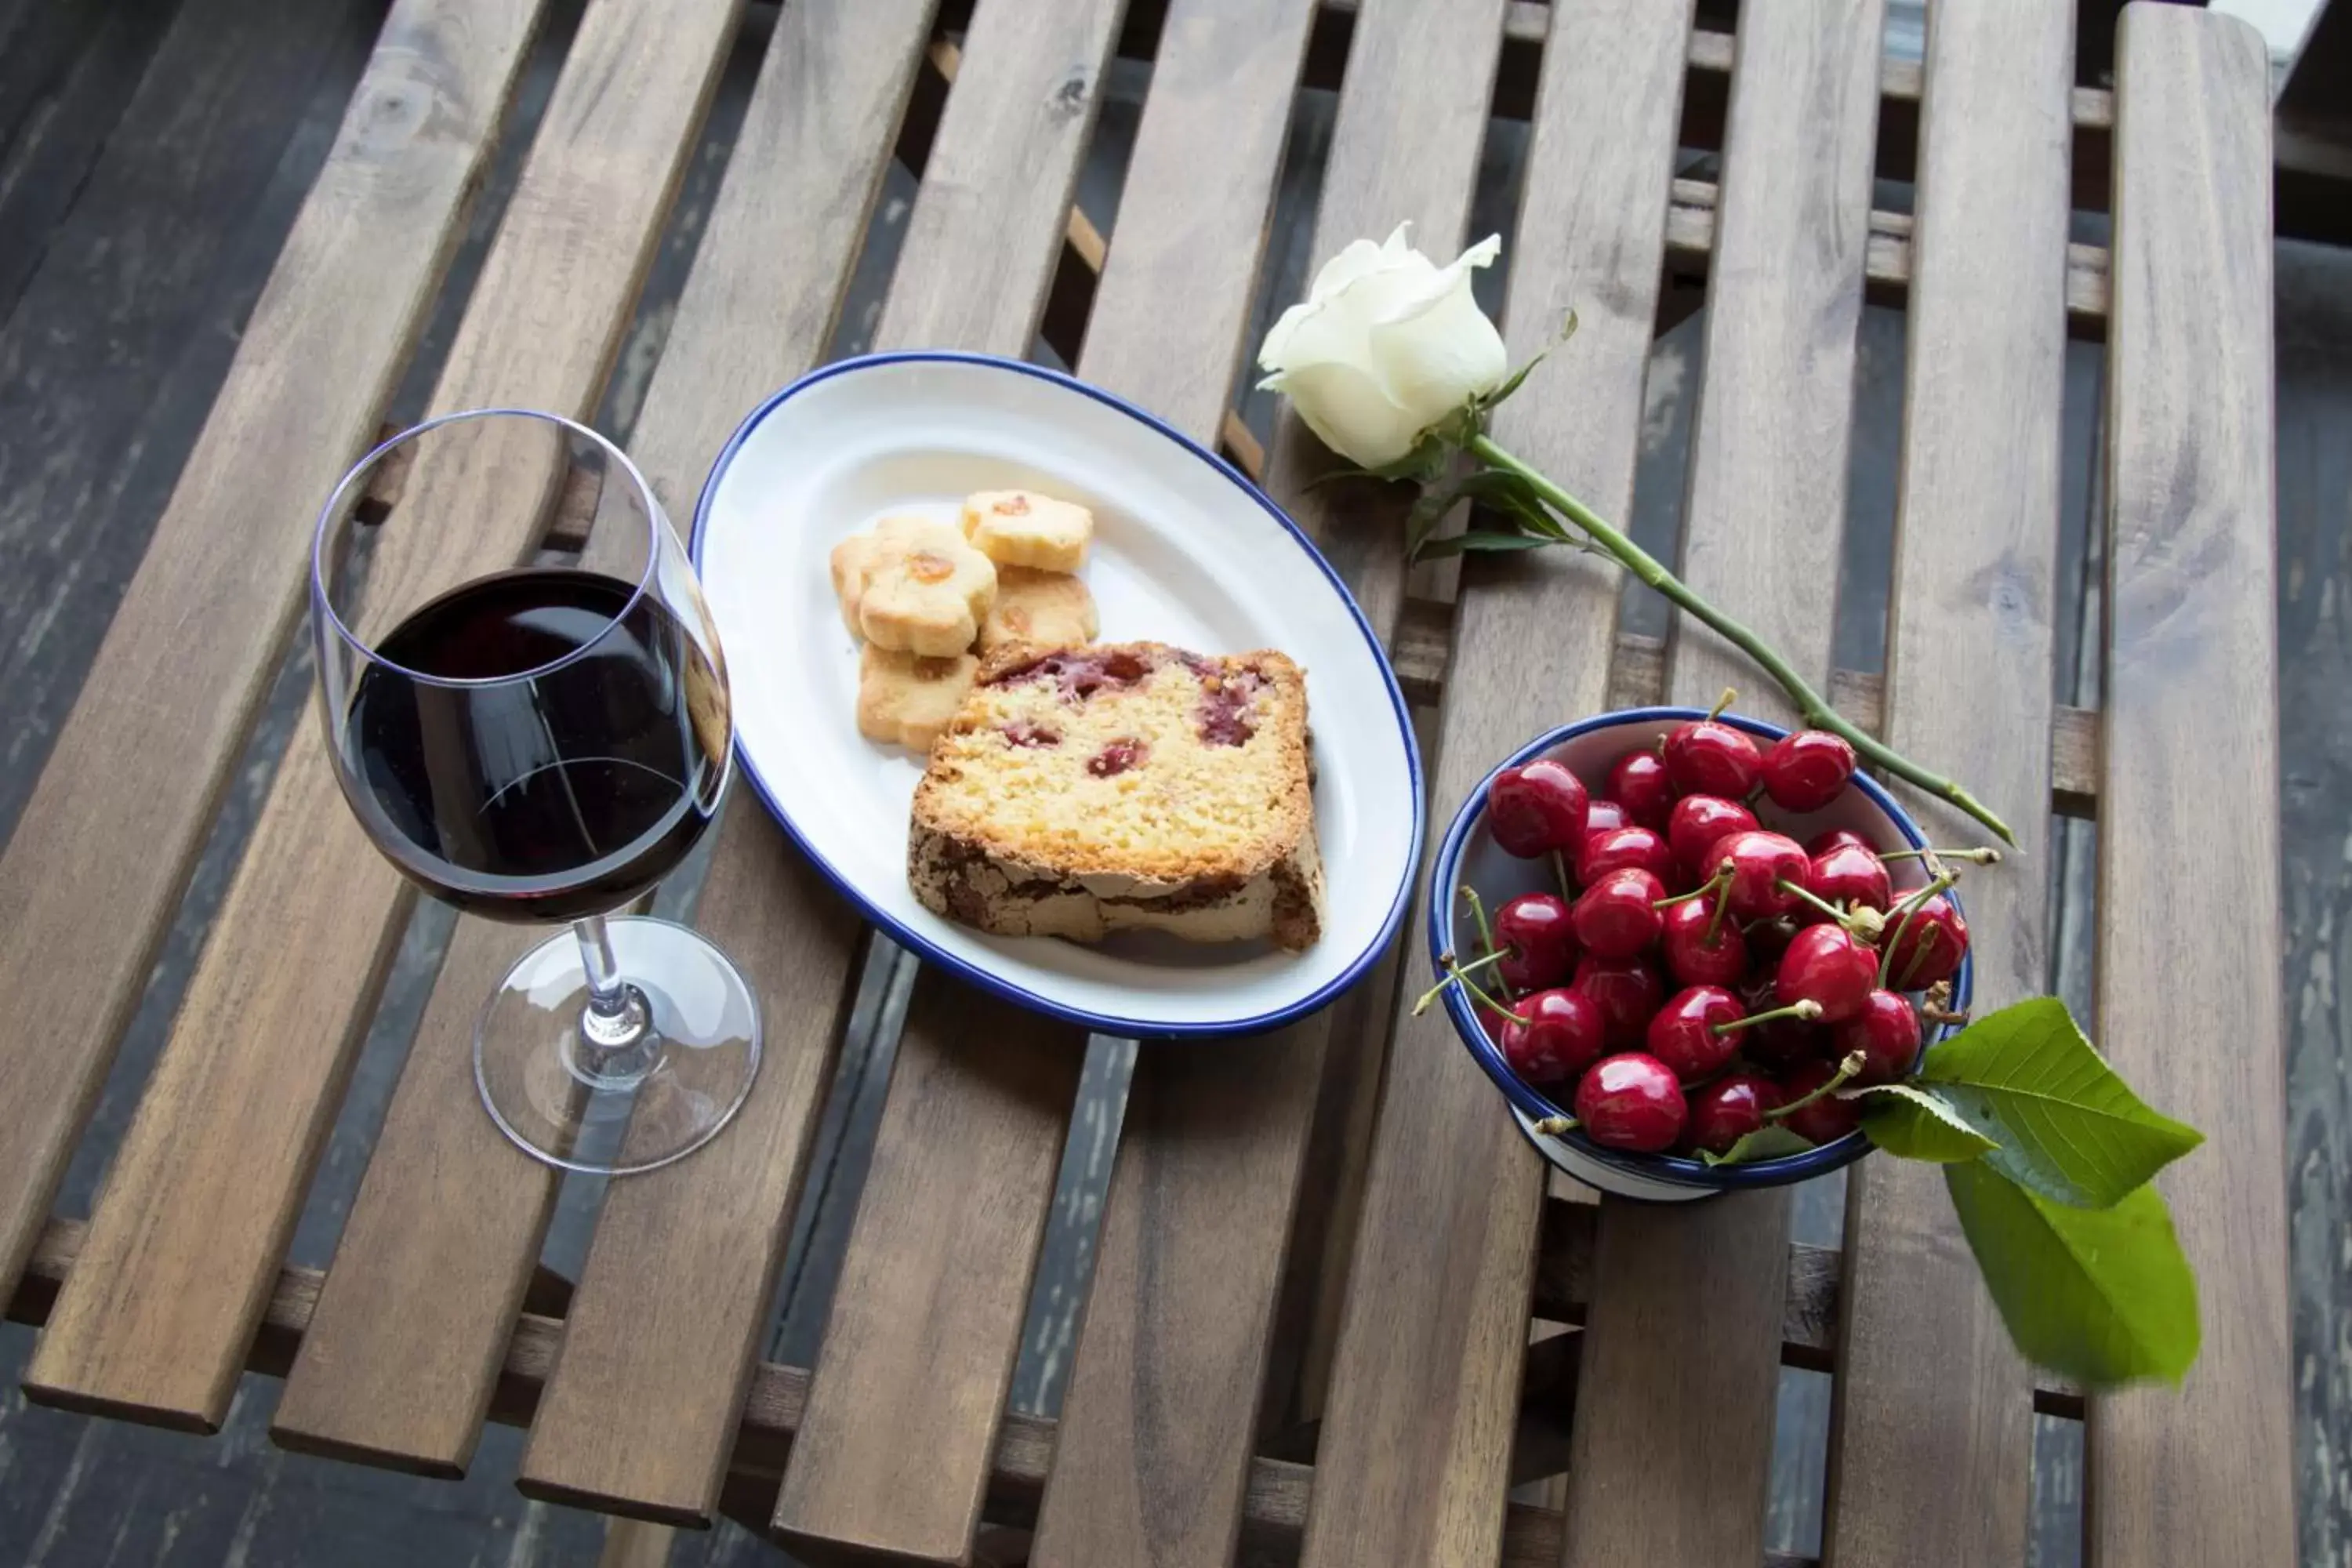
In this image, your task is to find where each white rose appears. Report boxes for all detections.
[1256,223,1508,469]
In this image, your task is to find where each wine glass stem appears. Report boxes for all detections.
[573,915,653,1081]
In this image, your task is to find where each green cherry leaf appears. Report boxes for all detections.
[1697,1123,1816,1167]
[1853,1083,1999,1163]
[1943,1160,2201,1387]
[1917,997,2204,1208]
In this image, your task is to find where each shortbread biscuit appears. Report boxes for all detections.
[960,490,1094,573]
[831,515,969,637]
[978,566,1098,653]
[857,645,979,752]
[855,528,996,656]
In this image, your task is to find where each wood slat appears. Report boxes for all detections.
[1820,0,2071,1556]
[1291,2,1678,1563]
[1018,4,1325,1565]
[2091,9,2294,1565]
[21,0,744,1432]
[764,1,1124,1561]
[507,0,939,1526]
[0,0,544,1307]
[1560,1,1883,1563]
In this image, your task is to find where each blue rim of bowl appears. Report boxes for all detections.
[1428,707,1974,1188]
[689,349,1426,1041]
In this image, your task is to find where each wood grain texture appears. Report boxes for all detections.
[0,0,543,1308]
[770,983,1087,1567]
[873,0,1124,354]
[20,0,743,1431]
[1020,4,1323,1565]
[1293,4,1682,1566]
[2091,9,2294,1565]
[766,2,1124,1560]
[1563,2,1882,1564]
[1820,1,2072,1558]
[507,0,938,1527]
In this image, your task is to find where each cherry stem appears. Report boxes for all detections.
[1881,846,2002,866]
[1413,948,1508,1015]
[1713,998,1824,1035]
[1702,889,1731,947]
[1467,434,2017,845]
[1552,849,1574,902]
[1707,687,1737,723]
[1776,879,1853,925]
[1764,1051,1868,1121]
[1532,1114,1580,1138]
[1457,884,1512,1001]
[1877,871,1960,988]
[1654,866,1729,912]
[1451,964,1528,1025]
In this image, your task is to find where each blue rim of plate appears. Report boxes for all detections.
[689,349,1426,1041]
[1428,707,1973,1188]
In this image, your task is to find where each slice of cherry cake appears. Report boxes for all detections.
[909,641,1323,950]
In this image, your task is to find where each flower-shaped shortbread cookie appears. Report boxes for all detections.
[960,490,1093,574]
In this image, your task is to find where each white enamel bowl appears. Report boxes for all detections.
[1429,709,1972,1201]
[691,351,1422,1038]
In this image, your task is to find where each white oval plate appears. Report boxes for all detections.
[690,352,1423,1038]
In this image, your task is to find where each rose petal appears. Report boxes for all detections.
[1265,358,1425,468]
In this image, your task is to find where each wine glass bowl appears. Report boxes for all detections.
[310,408,760,1175]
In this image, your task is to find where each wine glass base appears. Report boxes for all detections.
[474,916,760,1176]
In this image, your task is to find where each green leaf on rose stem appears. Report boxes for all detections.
[1917,996,2205,1208]
[1412,531,1567,561]
[1405,470,1554,560]
[1697,1123,1817,1167]
[1363,433,1451,486]
[1943,1160,2201,1386]
[1853,1083,1999,1163]
[1476,308,1578,414]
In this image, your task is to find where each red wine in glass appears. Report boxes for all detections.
[340,566,720,922]
[312,408,757,1177]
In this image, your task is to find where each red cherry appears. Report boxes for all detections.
[1573,1052,1689,1152]
[1775,923,1879,1023]
[1807,828,1875,856]
[1577,825,1675,887]
[1572,955,1665,1049]
[1805,841,1892,914]
[1882,895,1969,988]
[1777,1058,1863,1145]
[1501,987,1608,1083]
[1487,759,1590,858]
[1686,1073,1783,1155]
[1666,794,1759,880]
[1605,749,1675,830]
[1744,915,1802,961]
[1760,729,1857,812]
[1583,798,1630,837]
[1645,984,1744,1083]
[1662,717,1762,799]
[1660,895,1749,987]
[1710,829,1810,920]
[1494,892,1576,993]
[1834,989,1924,1085]
[1571,867,1666,960]
[1736,978,1827,1068]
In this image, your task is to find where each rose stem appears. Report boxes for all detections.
[1468,434,2015,845]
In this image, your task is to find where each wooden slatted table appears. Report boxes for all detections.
[0,1,2296,1563]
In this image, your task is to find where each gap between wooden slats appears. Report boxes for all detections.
[1557,2,1886,1564]
[8,1213,2089,1567]
[2090,9,2293,1565]
[20,0,745,1433]
[760,1,1127,1563]
[0,0,546,1313]
[1817,0,2072,1559]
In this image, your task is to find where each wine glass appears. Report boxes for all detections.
[310,408,758,1175]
